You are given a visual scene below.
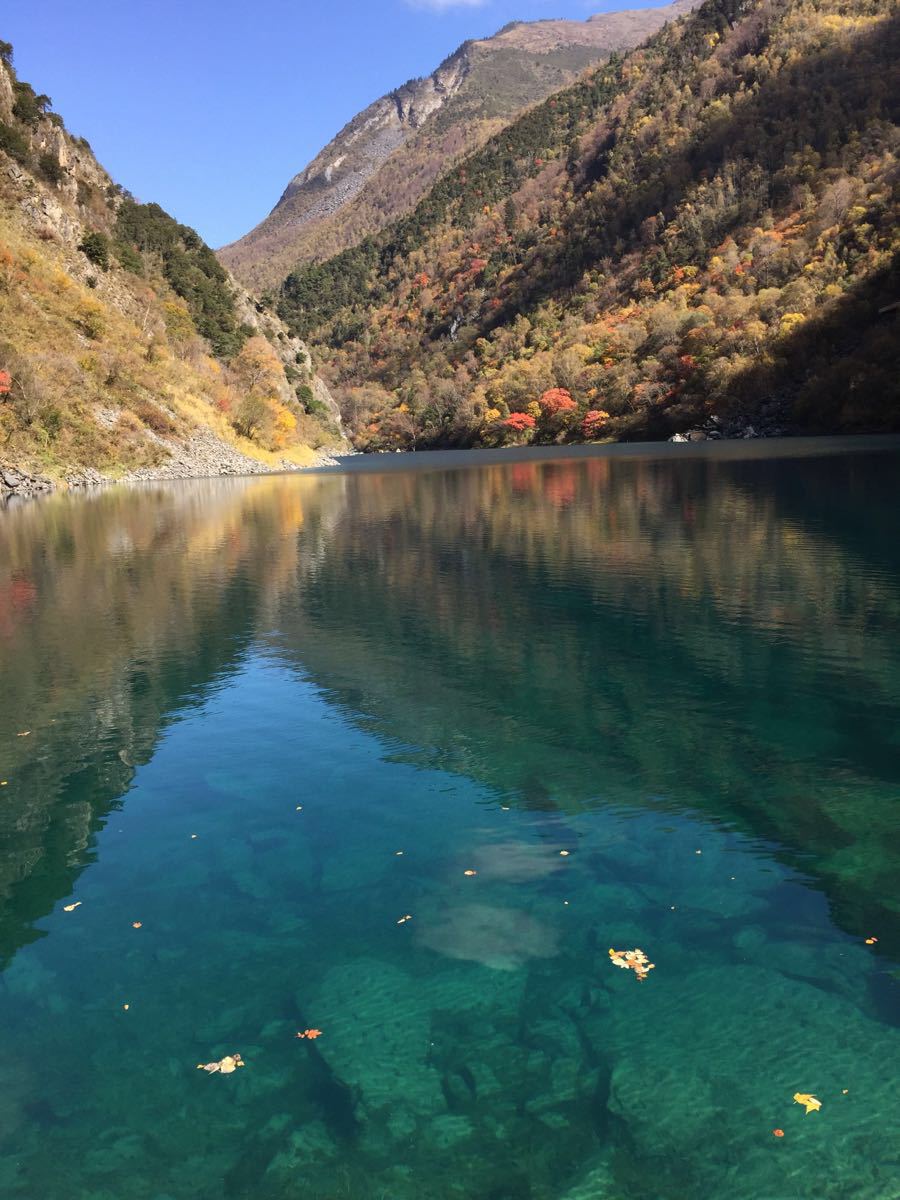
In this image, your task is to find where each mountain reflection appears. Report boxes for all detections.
[1,446,899,966]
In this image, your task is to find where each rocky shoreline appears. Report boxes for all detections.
[0,437,346,505]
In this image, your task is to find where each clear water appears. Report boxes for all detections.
[1,439,899,1200]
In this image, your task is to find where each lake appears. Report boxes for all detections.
[1,438,899,1200]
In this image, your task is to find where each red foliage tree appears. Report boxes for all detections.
[581,409,611,439]
[503,412,536,432]
[538,388,576,416]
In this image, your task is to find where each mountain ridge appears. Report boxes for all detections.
[219,1,695,290]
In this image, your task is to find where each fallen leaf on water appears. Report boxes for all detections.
[793,1093,822,1114]
[132,922,143,929]
[773,1129,784,1137]
[296,1029,322,1040]
[63,902,82,912]
[609,947,655,981]
[198,1053,245,1074]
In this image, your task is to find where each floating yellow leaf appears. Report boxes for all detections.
[198,1053,244,1074]
[793,1093,822,1114]
[63,901,82,912]
[609,947,655,981]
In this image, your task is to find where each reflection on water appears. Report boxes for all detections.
[0,440,899,1199]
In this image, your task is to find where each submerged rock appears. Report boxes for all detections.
[603,964,900,1199]
[415,903,559,971]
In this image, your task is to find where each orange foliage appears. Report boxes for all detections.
[538,388,577,415]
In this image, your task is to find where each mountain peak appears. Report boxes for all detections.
[219,2,696,291]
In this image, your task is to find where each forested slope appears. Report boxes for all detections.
[276,0,899,450]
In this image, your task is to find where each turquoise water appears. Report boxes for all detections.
[0,440,899,1199]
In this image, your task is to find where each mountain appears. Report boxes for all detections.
[0,42,344,488]
[219,1,696,290]
[274,0,900,450]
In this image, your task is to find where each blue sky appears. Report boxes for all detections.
[4,0,671,248]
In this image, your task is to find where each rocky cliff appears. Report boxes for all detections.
[219,1,695,290]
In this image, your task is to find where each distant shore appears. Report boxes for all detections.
[6,433,900,503]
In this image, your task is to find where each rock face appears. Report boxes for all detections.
[0,59,14,122]
[219,1,696,289]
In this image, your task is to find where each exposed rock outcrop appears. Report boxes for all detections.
[219,1,696,289]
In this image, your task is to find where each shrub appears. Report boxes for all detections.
[0,120,29,165]
[232,393,271,441]
[38,153,64,185]
[581,409,611,439]
[113,239,144,275]
[75,299,106,340]
[79,231,111,271]
[132,398,176,436]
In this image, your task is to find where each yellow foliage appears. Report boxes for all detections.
[75,299,106,341]
[779,312,807,335]
[163,301,195,344]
